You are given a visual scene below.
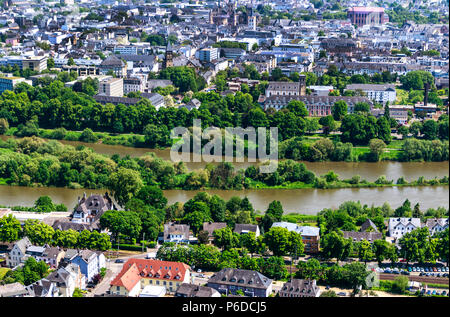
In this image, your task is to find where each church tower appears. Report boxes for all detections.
[163,41,173,69]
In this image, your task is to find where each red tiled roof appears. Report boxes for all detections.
[110,259,190,292]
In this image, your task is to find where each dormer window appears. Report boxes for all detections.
[238,279,244,284]
[229,278,236,283]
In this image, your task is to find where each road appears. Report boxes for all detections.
[86,250,157,297]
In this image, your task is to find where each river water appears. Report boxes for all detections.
[2,136,448,182]
[0,185,448,215]
[1,136,448,214]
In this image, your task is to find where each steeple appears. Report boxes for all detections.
[163,40,173,69]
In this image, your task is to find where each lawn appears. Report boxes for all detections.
[0,267,10,280]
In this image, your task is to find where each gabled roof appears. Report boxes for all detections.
[203,222,227,237]
[175,283,219,297]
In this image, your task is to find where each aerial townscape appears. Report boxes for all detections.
[0,0,449,302]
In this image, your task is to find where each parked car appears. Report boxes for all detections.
[445,267,449,272]
[325,285,330,290]
[408,267,412,272]
[426,290,431,295]
[432,290,437,295]
[432,267,437,272]
[338,292,347,297]
[442,291,447,296]
[401,271,410,275]
[115,259,124,263]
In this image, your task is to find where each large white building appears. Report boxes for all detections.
[345,83,396,104]
[388,217,421,239]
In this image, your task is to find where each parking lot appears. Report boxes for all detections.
[375,262,449,278]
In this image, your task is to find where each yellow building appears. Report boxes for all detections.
[109,259,191,297]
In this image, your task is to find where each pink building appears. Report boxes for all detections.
[6,38,19,46]
[347,7,389,27]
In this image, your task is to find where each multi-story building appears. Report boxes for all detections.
[263,95,373,115]
[98,55,127,77]
[198,47,219,63]
[123,77,144,95]
[271,222,320,253]
[0,76,26,94]
[62,65,99,76]
[109,259,191,296]
[99,78,123,97]
[22,56,48,72]
[5,237,32,268]
[388,218,421,240]
[72,193,117,225]
[207,268,273,297]
[347,7,389,27]
[345,84,396,104]
[265,79,306,98]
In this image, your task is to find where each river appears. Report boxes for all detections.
[0,185,448,215]
[2,135,448,182]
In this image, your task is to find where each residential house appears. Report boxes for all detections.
[423,218,449,236]
[70,250,102,282]
[6,237,32,268]
[278,279,320,297]
[24,245,46,262]
[202,222,227,243]
[388,218,421,240]
[234,224,260,237]
[182,98,201,111]
[175,283,221,297]
[45,265,77,297]
[25,280,58,297]
[207,268,272,297]
[109,259,191,296]
[271,222,320,253]
[342,231,383,243]
[72,193,116,226]
[159,222,191,244]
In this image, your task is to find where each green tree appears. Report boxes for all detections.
[108,167,143,207]
[0,215,22,242]
[0,118,9,134]
[369,138,386,162]
[261,201,284,232]
[331,100,348,121]
[320,231,352,264]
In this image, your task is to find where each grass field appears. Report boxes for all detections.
[0,267,10,280]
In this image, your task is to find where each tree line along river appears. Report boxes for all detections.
[0,136,448,214]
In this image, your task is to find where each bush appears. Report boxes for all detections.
[79,128,98,143]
